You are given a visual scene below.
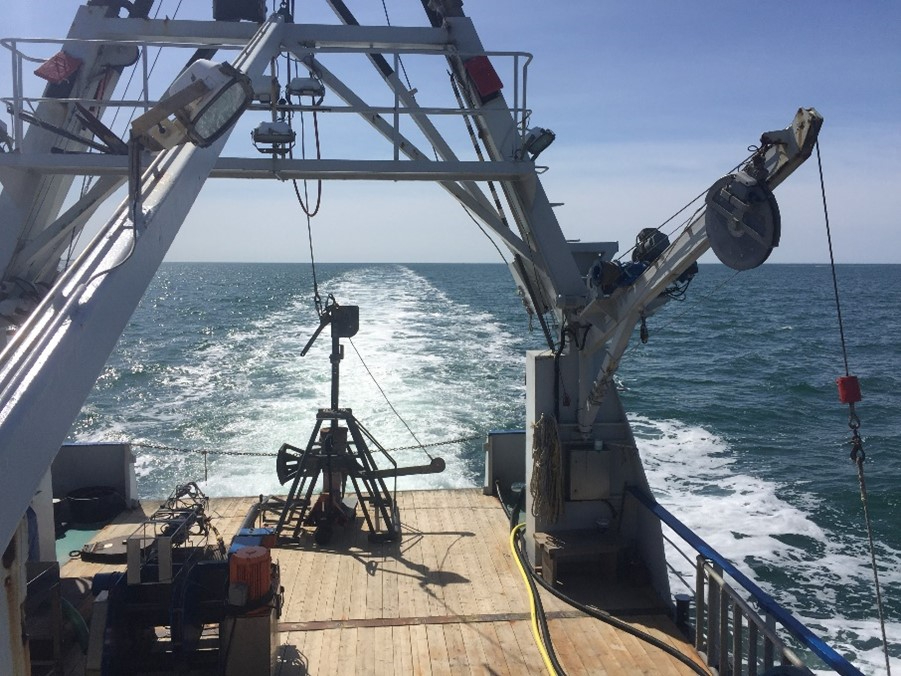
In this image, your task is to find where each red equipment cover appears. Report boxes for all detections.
[34,51,83,84]
[464,55,503,100]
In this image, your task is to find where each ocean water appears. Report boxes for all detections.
[69,262,900,674]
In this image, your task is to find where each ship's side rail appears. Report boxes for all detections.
[626,487,864,676]
[697,557,807,676]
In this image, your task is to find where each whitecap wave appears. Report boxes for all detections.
[633,414,900,674]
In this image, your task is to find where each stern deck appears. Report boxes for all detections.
[60,489,709,675]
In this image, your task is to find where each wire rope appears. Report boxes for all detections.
[380,0,414,91]
[816,141,891,676]
[615,151,755,264]
[346,337,435,461]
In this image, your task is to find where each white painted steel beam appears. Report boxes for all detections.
[0,153,530,181]
[321,0,502,233]
[70,17,449,52]
[0,4,138,282]
[0,15,285,558]
[442,18,586,310]
[295,55,531,259]
[7,176,124,285]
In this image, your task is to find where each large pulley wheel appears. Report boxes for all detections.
[704,172,781,270]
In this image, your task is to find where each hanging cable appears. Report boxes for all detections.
[283,51,325,315]
[449,72,511,238]
[817,141,892,676]
[290,108,323,217]
[445,64,555,344]
[301,205,322,316]
[615,150,755,264]
[347,337,434,461]
[109,0,186,135]
[380,0,414,92]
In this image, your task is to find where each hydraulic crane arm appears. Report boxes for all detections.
[574,108,823,433]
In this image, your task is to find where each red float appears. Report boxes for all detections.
[836,375,862,404]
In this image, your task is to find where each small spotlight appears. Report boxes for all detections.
[252,120,295,154]
[286,77,325,100]
[522,126,555,159]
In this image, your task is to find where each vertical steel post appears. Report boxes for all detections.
[695,555,705,652]
[393,52,400,162]
[719,586,729,673]
[749,620,759,676]
[733,600,743,676]
[764,612,776,670]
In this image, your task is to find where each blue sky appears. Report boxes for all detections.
[2,0,899,263]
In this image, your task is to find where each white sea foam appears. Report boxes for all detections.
[115,265,523,495]
[633,414,900,675]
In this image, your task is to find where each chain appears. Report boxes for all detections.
[386,435,480,452]
[130,434,481,458]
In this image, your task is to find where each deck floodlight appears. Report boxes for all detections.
[132,60,252,150]
[172,60,253,147]
[251,74,279,104]
[522,126,555,159]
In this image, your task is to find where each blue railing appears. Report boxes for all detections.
[627,486,864,676]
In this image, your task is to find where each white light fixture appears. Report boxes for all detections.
[251,74,279,104]
[132,60,253,150]
[286,76,325,100]
[252,120,296,154]
[522,126,555,160]
[172,61,254,147]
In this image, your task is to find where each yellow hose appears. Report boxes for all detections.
[510,523,556,676]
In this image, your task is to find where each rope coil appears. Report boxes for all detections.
[530,414,564,524]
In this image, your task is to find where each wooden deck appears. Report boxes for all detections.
[60,489,710,675]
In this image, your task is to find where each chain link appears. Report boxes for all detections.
[130,434,482,459]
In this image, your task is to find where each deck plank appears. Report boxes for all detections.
[546,616,591,675]
[457,620,490,674]
[442,621,467,672]
[509,618,548,675]
[409,622,432,676]
[425,623,451,676]
[335,627,357,674]
[392,624,414,675]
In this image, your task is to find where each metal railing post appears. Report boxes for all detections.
[696,555,706,652]
[708,563,721,667]
[764,612,776,671]
[749,619,759,676]
[733,600,743,676]
[719,583,729,673]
